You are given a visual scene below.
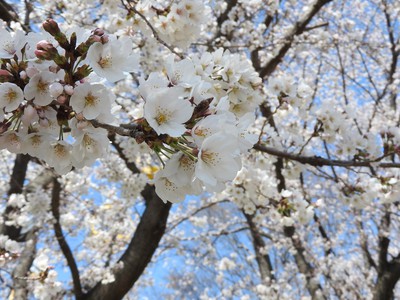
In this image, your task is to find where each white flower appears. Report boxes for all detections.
[139,72,169,99]
[87,36,139,82]
[165,153,202,188]
[0,83,24,112]
[33,253,49,270]
[72,127,109,167]
[22,132,52,159]
[143,87,194,137]
[191,113,236,147]
[154,170,191,203]
[165,56,200,87]
[24,71,56,106]
[195,133,241,187]
[0,131,24,153]
[0,29,25,59]
[48,141,73,174]
[70,83,111,120]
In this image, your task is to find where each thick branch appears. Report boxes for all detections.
[83,185,171,300]
[0,154,30,241]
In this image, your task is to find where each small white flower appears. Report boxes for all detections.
[24,71,56,106]
[70,83,111,120]
[0,82,24,112]
[87,36,139,82]
[0,29,25,59]
[195,132,242,187]
[48,141,73,174]
[0,131,24,153]
[154,170,189,203]
[143,87,194,137]
[72,127,109,167]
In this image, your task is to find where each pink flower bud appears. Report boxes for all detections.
[36,40,54,51]
[0,69,12,77]
[64,85,74,95]
[92,28,105,36]
[42,19,61,36]
[57,95,67,104]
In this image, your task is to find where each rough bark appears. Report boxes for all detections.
[83,184,171,300]
[0,154,30,241]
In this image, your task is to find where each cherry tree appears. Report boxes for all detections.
[0,0,399,299]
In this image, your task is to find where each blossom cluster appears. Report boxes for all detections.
[139,49,262,202]
[0,19,262,204]
[133,0,210,48]
[0,21,138,174]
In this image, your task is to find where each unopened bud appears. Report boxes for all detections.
[0,69,13,82]
[70,32,77,49]
[57,95,67,104]
[100,35,109,44]
[42,19,69,50]
[64,85,74,95]
[42,19,61,36]
[92,28,105,36]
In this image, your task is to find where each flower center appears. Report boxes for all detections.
[179,155,194,172]
[29,135,42,147]
[194,126,210,137]
[155,109,171,125]
[84,93,98,107]
[98,55,112,69]
[5,88,17,103]
[54,144,68,158]
[201,150,220,166]
[37,80,49,94]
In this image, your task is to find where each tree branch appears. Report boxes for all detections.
[254,143,400,168]
[259,0,332,78]
[83,185,171,300]
[243,212,275,282]
[51,177,83,300]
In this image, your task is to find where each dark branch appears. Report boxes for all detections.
[254,143,400,168]
[51,177,83,299]
[259,0,332,78]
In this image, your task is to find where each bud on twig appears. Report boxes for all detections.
[35,40,58,60]
[42,19,69,50]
